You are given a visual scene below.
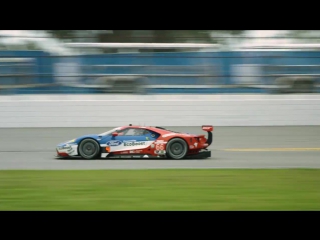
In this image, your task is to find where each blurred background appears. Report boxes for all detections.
[1,30,320,95]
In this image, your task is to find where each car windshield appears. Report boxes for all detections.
[99,127,121,136]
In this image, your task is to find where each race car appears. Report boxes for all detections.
[55,124,213,160]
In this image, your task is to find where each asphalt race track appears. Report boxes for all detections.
[0,126,320,170]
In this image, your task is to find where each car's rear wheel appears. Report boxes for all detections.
[166,138,188,159]
[78,139,100,159]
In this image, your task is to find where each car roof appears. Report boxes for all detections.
[119,125,176,134]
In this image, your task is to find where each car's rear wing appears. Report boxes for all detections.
[202,125,213,146]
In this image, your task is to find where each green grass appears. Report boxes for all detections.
[0,169,319,210]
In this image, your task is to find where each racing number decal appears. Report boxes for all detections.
[155,143,164,150]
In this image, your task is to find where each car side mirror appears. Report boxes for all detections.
[112,132,118,137]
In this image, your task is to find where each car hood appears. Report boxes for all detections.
[57,134,101,147]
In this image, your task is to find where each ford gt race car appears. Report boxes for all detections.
[56,124,213,160]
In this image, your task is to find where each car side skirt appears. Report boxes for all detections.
[102,150,211,159]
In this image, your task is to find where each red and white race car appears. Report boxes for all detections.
[56,125,213,160]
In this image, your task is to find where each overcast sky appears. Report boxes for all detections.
[0,30,76,55]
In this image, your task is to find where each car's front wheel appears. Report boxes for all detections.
[78,139,100,159]
[166,138,188,159]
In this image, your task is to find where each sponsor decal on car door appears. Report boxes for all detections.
[106,139,154,151]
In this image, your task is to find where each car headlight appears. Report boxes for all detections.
[58,143,73,150]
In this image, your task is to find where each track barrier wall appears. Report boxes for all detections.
[0,94,319,128]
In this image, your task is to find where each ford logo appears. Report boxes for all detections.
[106,140,122,146]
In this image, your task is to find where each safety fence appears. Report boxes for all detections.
[1,50,320,94]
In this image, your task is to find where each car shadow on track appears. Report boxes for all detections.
[53,157,213,161]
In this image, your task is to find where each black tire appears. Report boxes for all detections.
[166,138,188,159]
[78,138,100,159]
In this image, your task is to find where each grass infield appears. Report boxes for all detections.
[0,169,319,210]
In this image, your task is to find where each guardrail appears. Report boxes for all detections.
[0,94,319,128]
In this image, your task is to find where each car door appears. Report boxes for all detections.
[108,128,158,152]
